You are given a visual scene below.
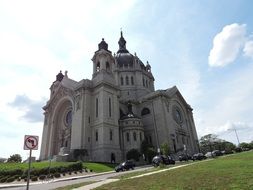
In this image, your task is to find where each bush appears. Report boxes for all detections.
[31,176,38,181]
[126,149,141,161]
[54,173,61,178]
[0,177,8,183]
[39,175,46,180]
[6,177,15,183]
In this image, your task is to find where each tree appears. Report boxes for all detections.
[199,134,219,154]
[141,140,156,163]
[7,154,22,163]
[126,149,141,161]
[160,143,170,156]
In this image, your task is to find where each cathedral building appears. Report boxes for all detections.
[40,32,199,162]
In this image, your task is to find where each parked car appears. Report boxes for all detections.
[179,154,192,161]
[115,160,135,172]
[152,155,175,167]
[212,150,223,156]
[205,152,214,158]
[192,153,207,161]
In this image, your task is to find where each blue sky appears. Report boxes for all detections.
[0,0,253,160]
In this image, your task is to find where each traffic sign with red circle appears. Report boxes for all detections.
[24,135,39,150]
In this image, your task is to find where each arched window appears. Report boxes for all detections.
[140,132,143,141]
[126,76,129,85]
[141,107,150,116]
[110,129,113,141]
[109,98,112,117]
[96,130,98,141]
[126,132,130,142]
[106,62,110,70]
[133,132,137,141]
[66,110,72,127]
[143,78,145,87]
[131,76,134,85]
[96,62,100,72]
[121,77,124,85]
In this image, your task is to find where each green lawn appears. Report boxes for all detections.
[0,161,75,171]
[0,161,116,173]
[83,162,117,173]
[95,151,253,190]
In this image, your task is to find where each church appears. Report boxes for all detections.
[40,32,199,162]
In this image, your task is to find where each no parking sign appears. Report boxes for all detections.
[24,135,39,150]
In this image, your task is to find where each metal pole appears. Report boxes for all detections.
[234,128,240,146]
[26,149,32,190]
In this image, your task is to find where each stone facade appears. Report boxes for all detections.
[40,32,199,162]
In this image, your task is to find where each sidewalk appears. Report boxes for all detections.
[0,171,115,189]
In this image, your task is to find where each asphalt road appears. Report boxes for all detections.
[2,165,153,190]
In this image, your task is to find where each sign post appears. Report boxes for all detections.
[24,135,39,190]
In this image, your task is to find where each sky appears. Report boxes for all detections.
[0,0,253,160]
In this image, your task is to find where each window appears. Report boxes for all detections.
[96,130,98,141]
[96,98,98,117]
[65,141,68,147]
[96,62,100,72]
[131,76,134,85]
[140,132,143,141]
[106,62,110,70]
[121,77,124,85]
[126,132,130,142]
[146,80,148,87]
[133,132,137,141]
[143,78,145,87]
[126,76,129,85]
[149,136,152,144]
[110,129,113,141]
[66,110,72,127]
[109,98,111,117]
[141,108,150,116]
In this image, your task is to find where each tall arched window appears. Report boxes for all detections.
[121,77,124,85]
[96,62,100,72]
[131,76,134,85]
[110,129,113,141]
[106,62,110,70]
[143,78,145,87]
[126,132,130,142]
[109,98,111,117]
[126,76,129,85]
[133,132,137,141]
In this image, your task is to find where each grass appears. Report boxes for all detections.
[94,151,253,190]
[0,161,116,173]
[54,181,96,190]
[83,162,117,173]
[0,161,75,171]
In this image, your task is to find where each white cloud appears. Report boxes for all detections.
[243,40,253,58]
[208,23,246,67]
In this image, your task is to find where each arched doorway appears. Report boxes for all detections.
[52,99,73,156]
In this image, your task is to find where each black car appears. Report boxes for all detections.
[178,154,192,161]
[152,155,175,167]
[115,160,135,172]
[192,153,207,161]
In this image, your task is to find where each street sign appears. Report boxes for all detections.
[24,135,39,150]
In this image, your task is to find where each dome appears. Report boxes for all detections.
[116,52,134,67]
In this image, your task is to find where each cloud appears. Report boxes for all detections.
[243,40,253,58]
[208,23,246,67]
[8,95,45,123]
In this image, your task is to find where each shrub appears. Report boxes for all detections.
[126,149,141,161]
[31,176,38,181]
[0,177,8,183]
[6,177,15,183]
[54,173,61,178]
[39,175,46,180]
